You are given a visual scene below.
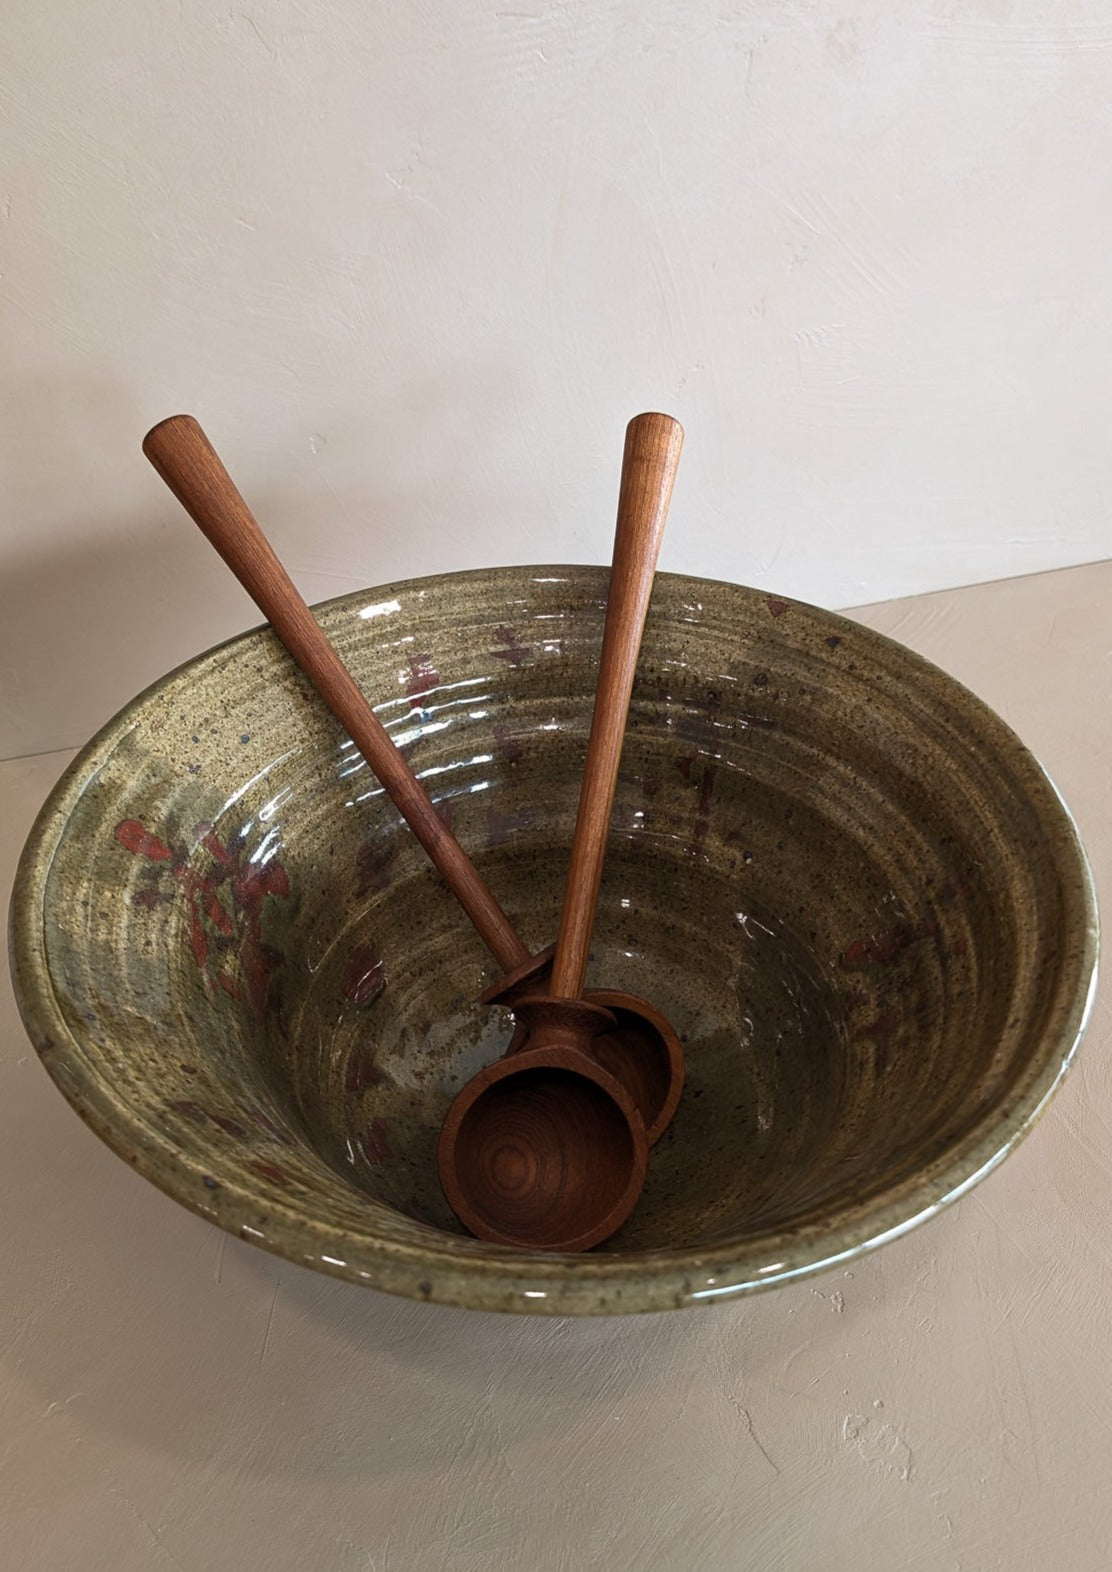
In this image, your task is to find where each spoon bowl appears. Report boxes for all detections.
[438,1028,647,1252]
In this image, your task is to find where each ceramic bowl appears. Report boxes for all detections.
[10,568,1098,1314]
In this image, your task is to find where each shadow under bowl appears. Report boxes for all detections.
[9,568,1098,1314]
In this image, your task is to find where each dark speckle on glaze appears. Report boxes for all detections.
[7,567,1099,1316]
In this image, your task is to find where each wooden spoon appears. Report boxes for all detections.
[437,413,683,1250]
[143,414,525,972]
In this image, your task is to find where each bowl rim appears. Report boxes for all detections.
[8,566,1101,1315]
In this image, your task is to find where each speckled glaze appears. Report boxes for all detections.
[9,569,1099,1314]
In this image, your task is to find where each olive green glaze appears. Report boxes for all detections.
[9,569,1099,1314]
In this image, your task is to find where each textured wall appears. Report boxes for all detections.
[4,0,1112,757]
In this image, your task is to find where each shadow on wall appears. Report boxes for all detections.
[0,512,278,760]
[0,365,550,761]
[0,382,376,760]
[0,375,253,757]
[0,361,566,767]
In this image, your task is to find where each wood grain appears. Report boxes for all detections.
[549,412,683,998]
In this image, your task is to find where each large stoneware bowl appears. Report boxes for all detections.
[9,569,1098,1314]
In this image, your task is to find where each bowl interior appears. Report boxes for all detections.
[14,568,1096,1310]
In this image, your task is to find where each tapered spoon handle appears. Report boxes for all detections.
[548,412,683,1000]
[143,414,528,973]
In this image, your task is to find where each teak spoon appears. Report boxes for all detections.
[141,414,682,1147]
[437,413,683,1250]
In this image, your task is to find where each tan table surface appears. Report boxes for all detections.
[2,560,1109,1572]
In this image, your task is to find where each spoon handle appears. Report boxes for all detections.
[548,412,683,1000]
[142,414,528,973]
